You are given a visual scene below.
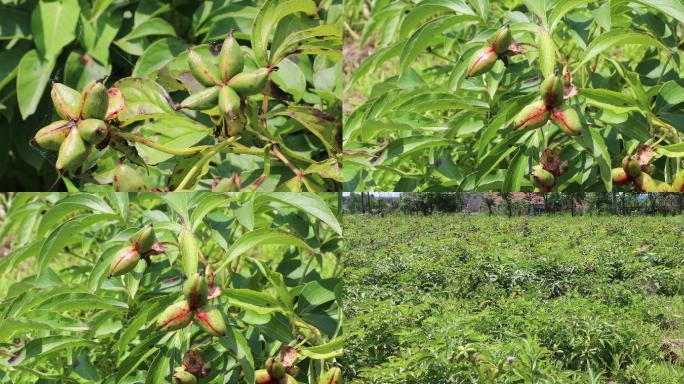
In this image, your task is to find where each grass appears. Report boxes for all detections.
[342,213,684,383]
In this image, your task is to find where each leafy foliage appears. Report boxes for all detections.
[0,192,343,383]
[0,0,342,191]
[344,0,684,192]
[344,213,684,383]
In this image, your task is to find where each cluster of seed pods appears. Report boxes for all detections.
[181,30,274,137]
[173,350,212,384]
[33,80,111,173]
[513,71,581,135]
[255,356,340,384]
[155,273,227,337]
[612,156,682,192]
[528,149,567,192]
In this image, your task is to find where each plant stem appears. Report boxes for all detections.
[114,132,211,155]
[657,53,673,85]
[174,138,236,191]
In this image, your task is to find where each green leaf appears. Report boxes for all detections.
[548,0,596,31]
[502,147,528,192]
[16,49,55,119]
[582,126,613,191]
[30,0,80,60]
[115,332,168,383]
[270,106,340,154]
[271,58,307,102]
[0,48,25,91]
[270,23,342,64]
[219,328,255,384]
[39,213,120,272]
[251,0,318,66]
[79,11,122,64]
[111,77,176,123]
[162,193,191,221]
[399,15,478,76]
[657,142,684,157]
[132,37,190,77]
[217,229,314,271]
[373,136,455,165]
[10,336,97,366]
[577,29,664,68]
[118,17,175,42]
[223,288,282,314]
[37,193,115,237]
[303,158,344,182]
[399,0,476,39]
[346,43,402,91]
[299,336,344,359]
[190,193,230,232]
[135,115,212,164]
[145,348,171,384]
[633,0,684,25]
[580,88,641,114]
[0,6,30,39]
[257,193,342,235]
[235,198,255,231]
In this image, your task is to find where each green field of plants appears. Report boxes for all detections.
[343,213,684,383]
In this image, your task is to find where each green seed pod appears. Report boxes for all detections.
[80,80,109,120]
[76,118,108,145]
[131,224,155,253]
[634,173,671,192]
[226,112,247,137]
[611,168,631,186]
[188,49,222,87]
[183,273,208,310]
[227,68,272,96]
[319,367,342,384]
[180,86,220,110]
[266,358,286,379]
[157,301,193,332]
[218,85,241,117]
[466,47,498,77]
[34,120,72,151]
[51,83,82,120]
[212,177,234,192]
[194,306,226,336]
[173,367,197,384]
[56,127,88,173]
[220,30,244,81]
[113,163,148,192]
[513,100,550,131]
[550,105,581,136]
[491,25,512,55]
[654,180,672,192]
[255,369,274,384]
[672,171,684,192]
[179,229,200,277]
[109,245,141,277]
[530,164,555,190]
[622,156,642,179]
[540,73,564,107]
[277,374,298,384]
[536,29,556,76]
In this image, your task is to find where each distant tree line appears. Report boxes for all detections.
[344,193,684,216]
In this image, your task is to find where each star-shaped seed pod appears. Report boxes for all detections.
[180,30,275,137]
[32,80,111,174]
[157,273,227,336]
